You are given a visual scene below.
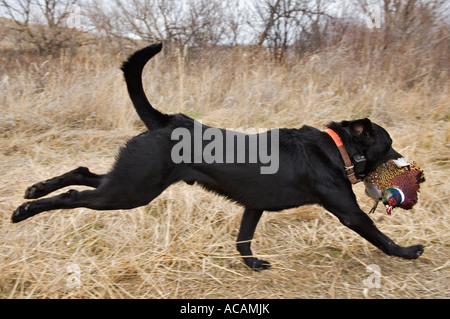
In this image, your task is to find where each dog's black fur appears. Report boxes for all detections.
[12,43,424,270]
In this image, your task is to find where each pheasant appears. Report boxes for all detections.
[364,158,425,215]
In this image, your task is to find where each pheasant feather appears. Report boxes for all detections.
[364,158,425,215]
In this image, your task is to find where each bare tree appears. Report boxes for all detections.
[110,0,229,47]
[248,0,334,58]
[226,0,251,46]
[356,0,449,48]
[180,0,229,46]
[0,0,86,55]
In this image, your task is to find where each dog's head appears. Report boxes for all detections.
[328,118,403,175]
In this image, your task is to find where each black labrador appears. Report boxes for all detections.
[12,44,424,270]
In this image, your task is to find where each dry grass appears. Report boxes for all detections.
[0,43,449,299]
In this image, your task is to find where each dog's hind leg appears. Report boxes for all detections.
[12,180,165,223]
[236,208,271,271]
[24,167,104,199]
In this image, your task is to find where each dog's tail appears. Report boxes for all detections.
[121,43,169,130]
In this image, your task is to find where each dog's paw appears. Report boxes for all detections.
[399,244,425,259]
[407,244,425,259]
[252,259,271,271]
[244,257,271,271]
[24,182,47,199]
[11,203,33,223]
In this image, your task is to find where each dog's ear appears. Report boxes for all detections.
[343,118,373,141]
[351,118,372,138]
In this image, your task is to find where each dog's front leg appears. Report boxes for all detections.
[319,186,424,259]
[338,210,424,259]
[236,208,271,271]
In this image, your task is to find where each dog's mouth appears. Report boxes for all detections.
[367,150,405,174]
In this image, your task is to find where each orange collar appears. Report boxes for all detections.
[323,128,360,184]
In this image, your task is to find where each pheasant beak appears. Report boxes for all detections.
[385,205,393,215]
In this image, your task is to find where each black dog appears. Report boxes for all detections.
[12,44,424,270]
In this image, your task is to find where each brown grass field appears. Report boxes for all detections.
[0,40,449,298]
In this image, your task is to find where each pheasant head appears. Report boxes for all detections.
[381,188,404,215]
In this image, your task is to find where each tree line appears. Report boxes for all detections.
[0,0,448,60]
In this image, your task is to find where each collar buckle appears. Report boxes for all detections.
[323,128,361,185]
